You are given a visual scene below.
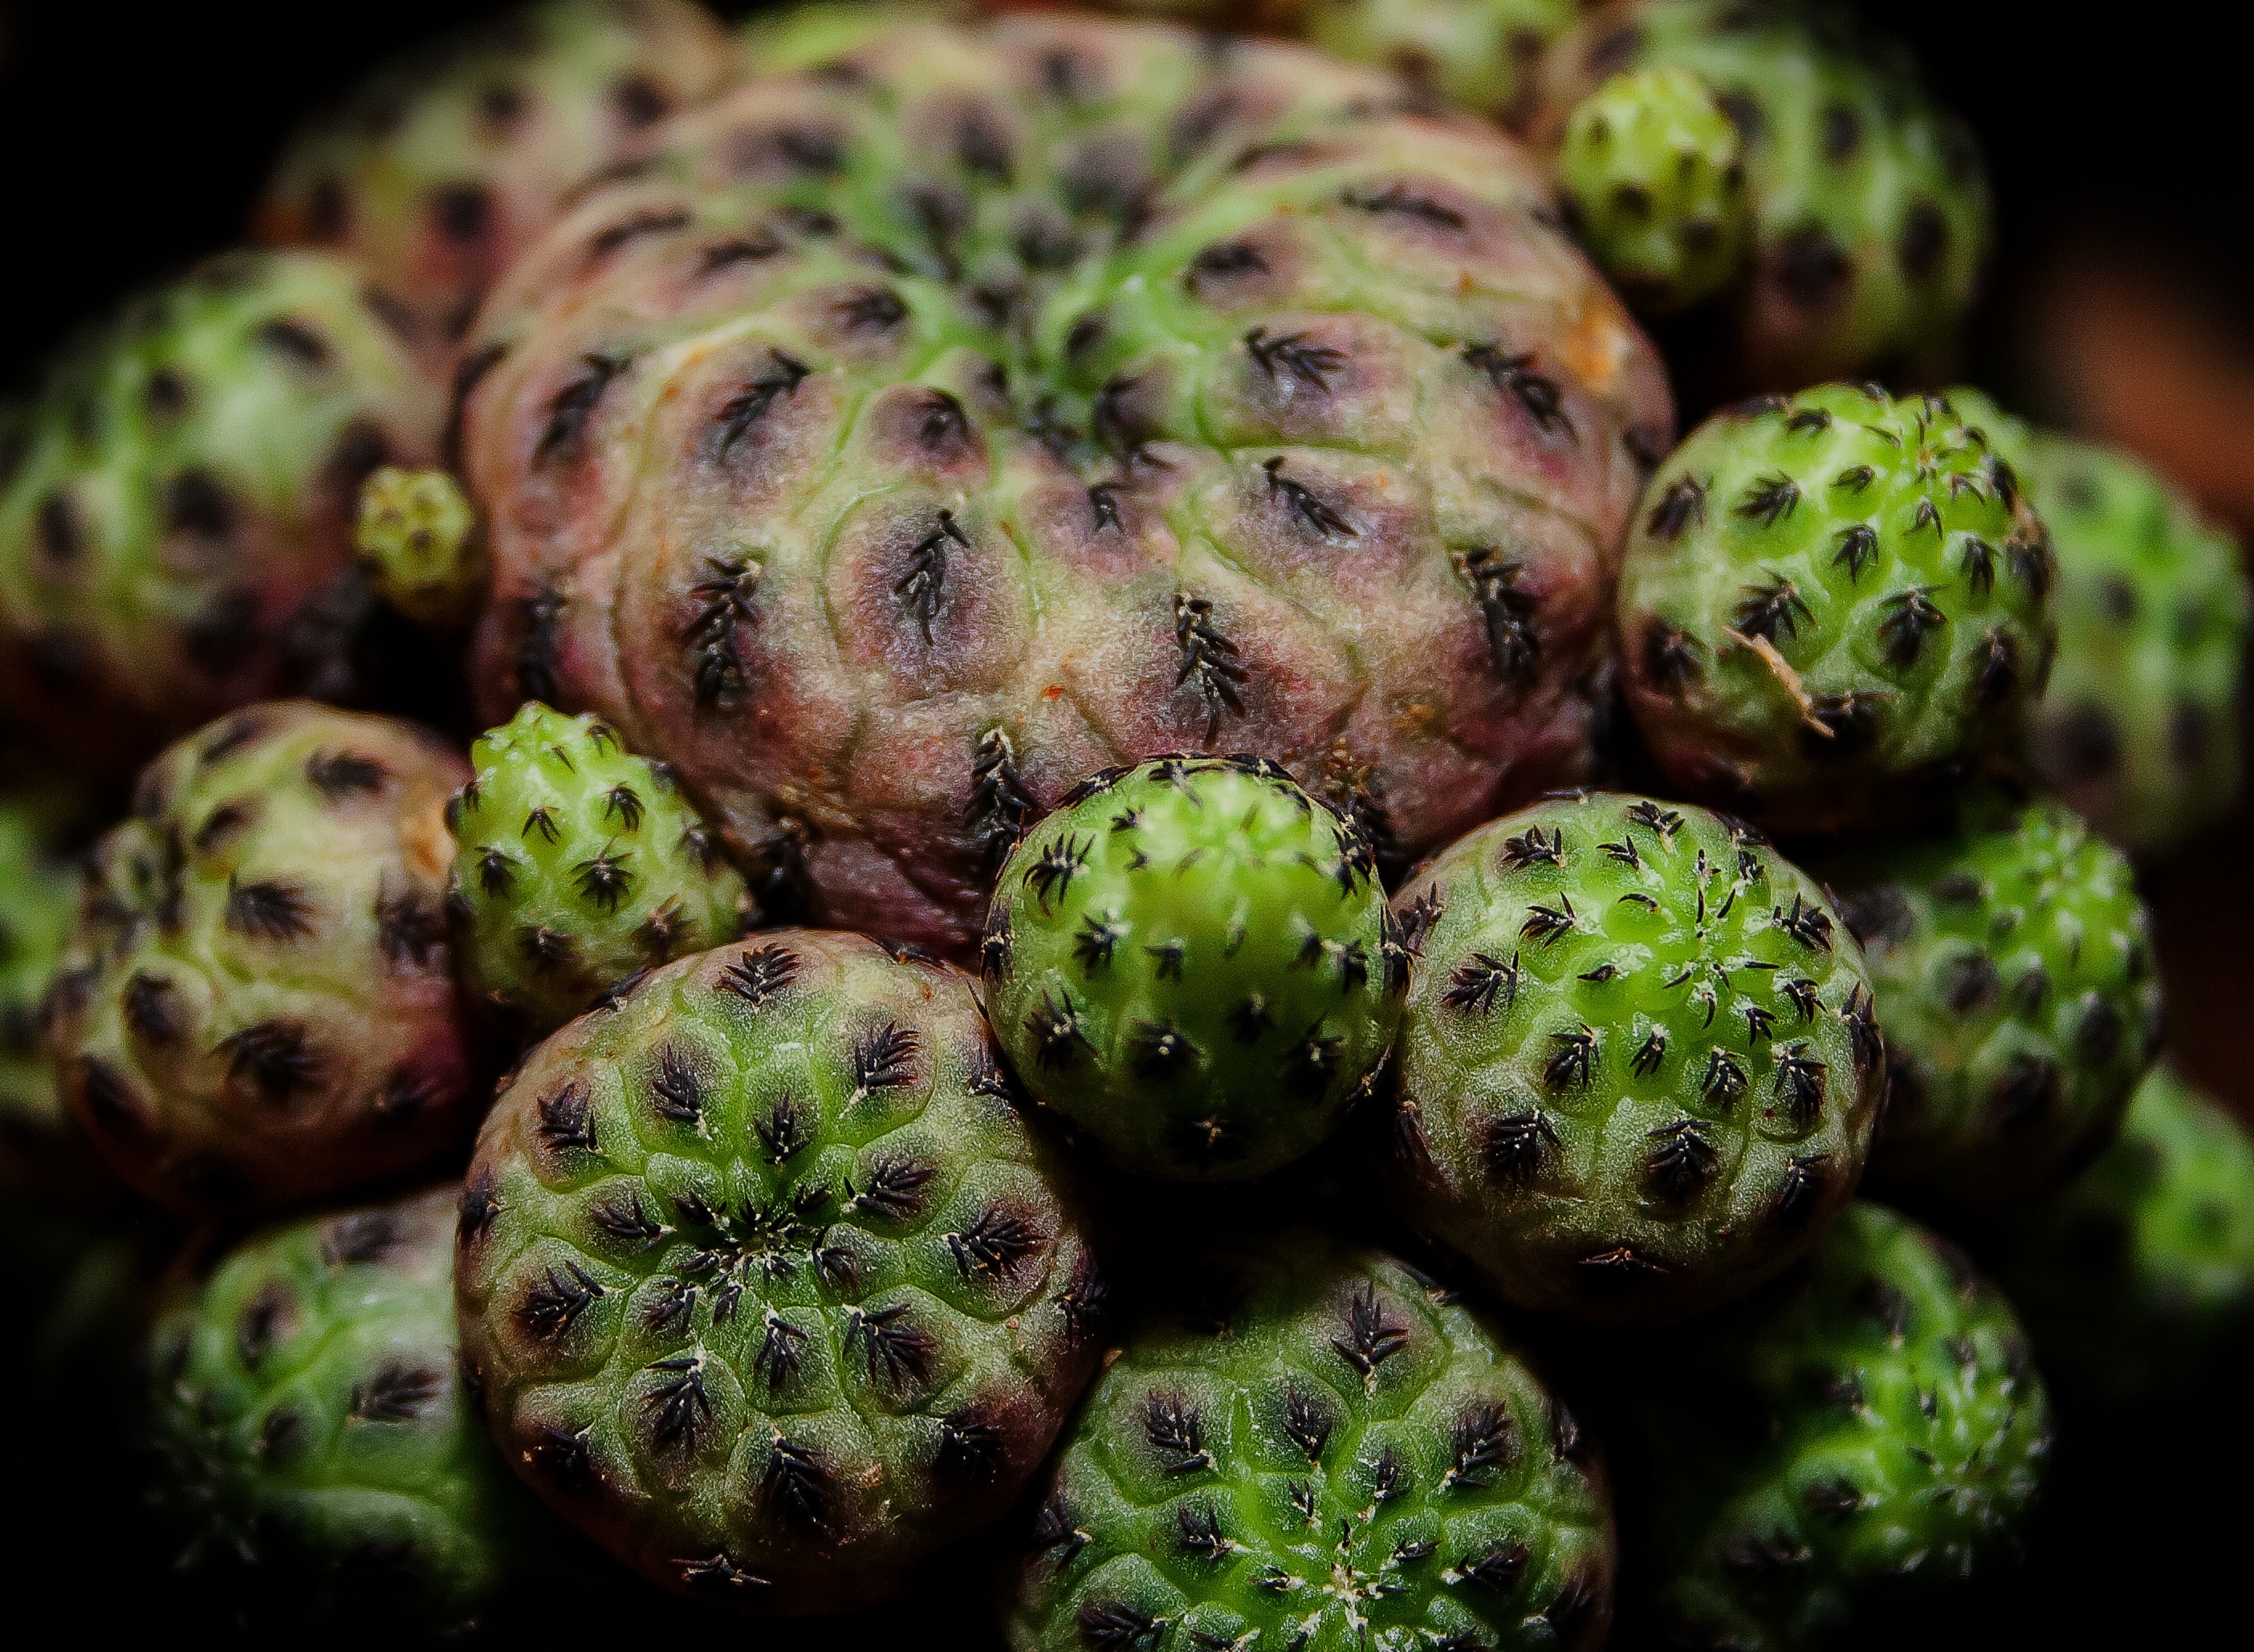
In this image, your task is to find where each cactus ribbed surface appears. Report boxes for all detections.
[1388,791,1882,1320]
[455,929,1103,1613]
[453,10,1671,955]
[1006,1235,1616,1652]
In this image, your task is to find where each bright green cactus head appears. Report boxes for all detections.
[1617,384,2056,835]
[1629,1202,2051,1650]
[1004,1232,1617,1652]
[1559,66,1748,314]
[1386,791,1883,1321]
[1824,792,2162,1210]
[448,700,751,1036]
[983,755,1405,1182]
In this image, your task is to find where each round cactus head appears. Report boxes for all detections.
[447,700,749,1035]
[1558,66,1749,314]
[1388,791,1884,1321]
[49,702,478,1215]
[1617,384,2055,835]
[256,0,737,346]
[1004,1234,1616,1652]
[0,251,442,777]
[357,466,486,630]
[454,929,1104,1613]
[985,754,1404,1181]
[2020,432,2248,856]
[451,10,1672,956]
[1993,1067,2254,1406]
[1823,793,2162,1211]
[1535,0,1991,389]
[152,1186,543,1628]
[1305,0,1578,126]
[1625,1202,2050,1650]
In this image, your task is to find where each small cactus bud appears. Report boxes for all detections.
[1559,66,1749,314]
[356,466,485,630]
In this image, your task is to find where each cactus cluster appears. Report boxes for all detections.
[453,7,1670,954]
[1388,791,1883,1320]
[1,1,2240,1641]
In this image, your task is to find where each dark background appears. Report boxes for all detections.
[0,2,2247,1643]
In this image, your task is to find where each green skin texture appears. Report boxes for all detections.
[153,1187,538,1626]
[1558,67,1748,315]
[0,250,441,778]
[1005,1237,1616,1652]
[455,929,1103,1615]
[449,699,748,1035]
[1307,0,1577,125]
[1617,383,2054,835]
[742,1,971,71]
[258,0,736,344]
[1632,1202,2050,1652]
[50,702,477,1216]
[1822,795,2161,1211]
[1540,0,1990,387]
[1994,1068,2254,1406]
[2024,433,2247,857]
[458,12,1671,957]
[357,465,486,630]
[1389,791,1882,1321]
[0,800,78,1134]
[1943,386,2249,854]
[984,755,1402,1181]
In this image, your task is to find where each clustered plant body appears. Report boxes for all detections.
[453,7,1672,954]
[1617,1202,2052,1650]
[1616,383,2053,835]
[0,2,2240,1642]
[152,1186,542,1626]
[1822,791,2162,1210]
[0,251,441,776]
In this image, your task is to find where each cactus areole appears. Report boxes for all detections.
[454,11,1673,956]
